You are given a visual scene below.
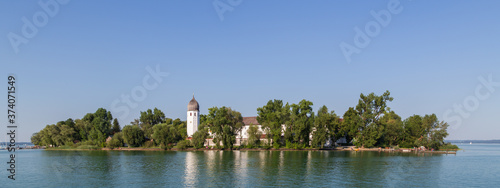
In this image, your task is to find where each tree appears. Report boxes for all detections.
[122,125,145,147]
[247,124,262,147]
[152,123,181,147]
[290,99,314,146]
[312,105,339,148]
[257,99,290,147]
[31,132,41,146]
[48,124,63,147]
[205,106,244,149]
[59,124,76,144]
[40,125,54,147]
[111,118,121,134]
[380,111,403,146]
[401,115,424,147]
[354,90,393,148]
[404,114,449,149]
[107,132,124,148]
[139,108,166,138]
[341,107,363,145]
[172,118,187,139]
[140,108,166,125]
[191,130,208,149]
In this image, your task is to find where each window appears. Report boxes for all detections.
[190,113,192,116]
[194,113,196,116]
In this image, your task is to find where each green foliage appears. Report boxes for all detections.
[111,118,121,134]
[143,140,154,148]
[152,123,181,146]
[290,100,314,147]
[380,111,403,147]
[439,143,459,150]
[352,91,393,148]
[172,118,188,139]
[31,132,41,145]
[262,144,272,150]
[257,100,290,148]
[273,142,280,149]
[245,143,255,149]
[140,108,167,138]
[206,106,244,149]
[122,125,145,147]
[140,108,166,126]
[312,105,340,148]
[404,114,449,149]
[107,132,124,149]
[191,130,208,149]
[285,140,293,149]
[247,124,262,147]
[32,91,453,151]
[286,142,304,150]
[176,140,191,150]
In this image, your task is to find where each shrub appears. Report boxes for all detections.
[107,132,124,149]
[122,125,145,147]
[143,140,154,148]
[262,143,272,150]
[439,143,459,150]
[176,140,191,150]
[293,143,304,150]
[273,142,280,149]
[192,130,208,149]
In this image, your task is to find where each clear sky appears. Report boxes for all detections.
[1,0,499,142]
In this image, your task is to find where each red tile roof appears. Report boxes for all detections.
[243,116,259,125]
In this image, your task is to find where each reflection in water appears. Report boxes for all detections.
[11,149,461,187]
[183,152,198,186]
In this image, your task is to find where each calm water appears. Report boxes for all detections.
[1,144,499,187]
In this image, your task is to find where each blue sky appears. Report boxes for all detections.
[1,0,499,141]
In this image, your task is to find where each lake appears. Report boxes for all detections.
[1,144,499,187]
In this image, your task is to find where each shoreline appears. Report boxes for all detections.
[43,147,458,154]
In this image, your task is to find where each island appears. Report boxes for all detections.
[31,90,459,152]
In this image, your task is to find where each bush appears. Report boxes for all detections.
[286,141,293,149]
[439,143,459,150]
[192,130,208,149]
[273,142,280,149]
[122,125,145,147]
[246,143,255,149]
[143,140,154,148]
[76,145,100,150]
[233,145,241,150]
[77,140,96,147]
[294,143,304,150]
[399,141,414,149]
[160,143,167,150]
[176,140,191,150]
[107,132,124,149]
[64,141,74,147]
[262,143,272,150]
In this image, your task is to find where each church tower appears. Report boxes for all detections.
[187,94,200,138]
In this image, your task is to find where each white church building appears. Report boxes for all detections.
[186,95,266,146]
[186,95,342,147]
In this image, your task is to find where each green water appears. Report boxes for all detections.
[1,144,499,187]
